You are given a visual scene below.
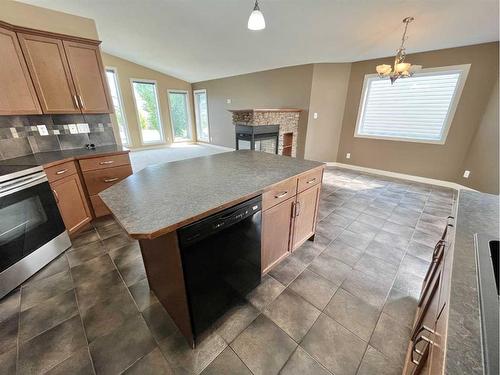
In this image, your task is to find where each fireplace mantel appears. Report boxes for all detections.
[228,108,302,113]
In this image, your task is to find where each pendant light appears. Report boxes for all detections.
[376,17,422,84]
[248,0,266,31]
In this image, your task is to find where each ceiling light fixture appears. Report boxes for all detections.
[248,0,266,31]
[376,17,422,84]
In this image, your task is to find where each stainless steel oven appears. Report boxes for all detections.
[0,166,71,298]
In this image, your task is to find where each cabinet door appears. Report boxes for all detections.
[17,33,80,114]
[261,197,294,273]
[63,41,113,114]
[404,266,442,375]
[51,174,92,235]
[292,184,321,250]
[0,26,41,115]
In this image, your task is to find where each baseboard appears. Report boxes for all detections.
[196,142,235,151]
[326,162,475,191]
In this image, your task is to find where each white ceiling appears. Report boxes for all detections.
[19,0,499,82]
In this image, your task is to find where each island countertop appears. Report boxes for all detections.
[99,150,324,239]
[446,190,499,375]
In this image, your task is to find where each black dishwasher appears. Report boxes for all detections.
[178,195,262,340]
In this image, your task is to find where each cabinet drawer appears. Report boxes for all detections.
[83,164,132,195]
[262,177,297,211]
[297,168,323,193]
[44,160,78,182]
[79,153,130,172]
[90,195,111,217]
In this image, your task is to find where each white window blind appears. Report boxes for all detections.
[355,65,470,143]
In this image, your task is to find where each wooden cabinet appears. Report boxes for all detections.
[0,20,113,116]
[0,24,41,115]
[261,197,295,273]
[48,165,92,235]
[261,166,323,274]
[292,184,321,250]
[79,152,132,218]
[17,33,81,114]
[403,220,455,375]
[63,41,113,113]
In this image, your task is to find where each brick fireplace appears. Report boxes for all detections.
[229,109,301,157]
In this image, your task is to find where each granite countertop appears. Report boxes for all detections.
[0,145,128,168]
[446,190,499,374]
[99,150,324,239]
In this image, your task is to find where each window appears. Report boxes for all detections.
[193,89,210,142]
[105,68,130,145]
[131,80,164,144]
[167,90,192,141]
[355,65,470,144]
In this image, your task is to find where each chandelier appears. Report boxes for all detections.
[376,17,421,84]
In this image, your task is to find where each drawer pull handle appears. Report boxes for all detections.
[100,160,115,165]
[295,201,301,217]
[306,178,316,184]
[274,191,288,199]
[104,177,119,183]
[72,95,79,109]
[55,169,67,175]
[410,332,434,365]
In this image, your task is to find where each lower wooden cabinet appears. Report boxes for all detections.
[261,197,295,273]
[292,184,321,250]
[261,166,323,274]
[50,173,91,234]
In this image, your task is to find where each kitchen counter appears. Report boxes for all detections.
[0,145,128,169]
[446,190,499,374]
[99,150,324,239]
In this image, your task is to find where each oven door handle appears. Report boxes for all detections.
[0,173,48,197]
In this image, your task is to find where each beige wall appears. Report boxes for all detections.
[101,53,194,149]
[459,77,499,193]
[192,65,314,158]
[0,0,98,39]
[336,42,499,189]
[305,63,351,161]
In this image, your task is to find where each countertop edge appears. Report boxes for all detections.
[445,190,499,375]
[104,162,325,240]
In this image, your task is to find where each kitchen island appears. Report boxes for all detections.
[100,150,325,346]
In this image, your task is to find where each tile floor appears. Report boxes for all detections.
[0,167,455,375]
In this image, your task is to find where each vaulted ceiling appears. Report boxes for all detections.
[20,0,499,82]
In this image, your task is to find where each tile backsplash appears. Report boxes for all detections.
[0,114,117,160]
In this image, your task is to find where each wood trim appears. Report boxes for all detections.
[0,20,101,45]
[139,232,195,347]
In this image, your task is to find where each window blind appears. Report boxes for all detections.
[356,70,464,143]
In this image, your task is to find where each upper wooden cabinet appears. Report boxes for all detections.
[63,41,113,113]
[17,32,81,114]
[1,20,113,115]
[0,25,41,115]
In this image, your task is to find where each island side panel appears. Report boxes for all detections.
[139,231,194,348]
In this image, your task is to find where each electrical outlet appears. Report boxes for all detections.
[313,112,318,119]
[226,98,232,104]
[37,125,49,136]
[77,123,90,133]
[346,153,351,159]
[10,128,18,138]
[68,124,78,134]
[463,170,471,178]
